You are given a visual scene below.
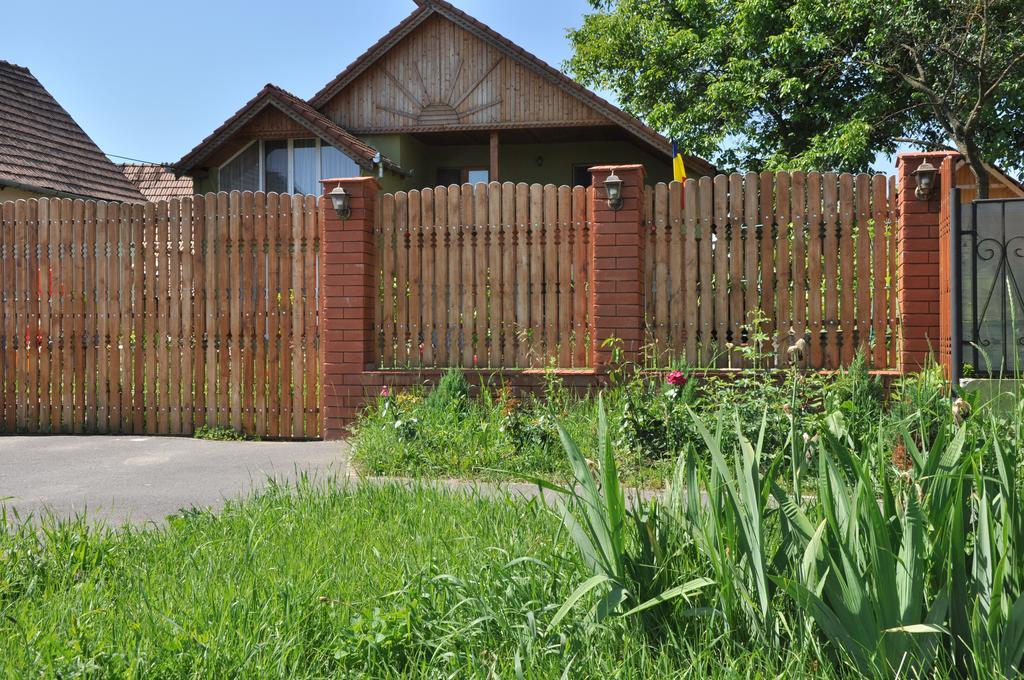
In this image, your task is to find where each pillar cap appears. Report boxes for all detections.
[895,151,960,168]
[588,164,646,175]
[320,176,381,193]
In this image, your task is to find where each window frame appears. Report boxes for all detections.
[218,138,358,194]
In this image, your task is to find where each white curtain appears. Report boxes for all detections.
[321,144,360,180]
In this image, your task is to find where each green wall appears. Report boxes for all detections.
[365,135,676,193]
[191,134,675,196]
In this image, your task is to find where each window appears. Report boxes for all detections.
[292,139,318,194]
[436,167,489,186]
[218,139,361,194]
[263,140,289,193]
[321,144,360,180]
[219,142,260,193]
[466,169,489,184]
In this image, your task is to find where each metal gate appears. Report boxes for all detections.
[952,190,1024,380]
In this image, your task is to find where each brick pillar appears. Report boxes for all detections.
[320,176,380,440]
[588,164,646,369]
[895,151,958,372]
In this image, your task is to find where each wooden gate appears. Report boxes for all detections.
[0,192,320,438]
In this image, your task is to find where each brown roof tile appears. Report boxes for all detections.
[120,163,194,202]
[0,60,145,202]
[173,84,401,176]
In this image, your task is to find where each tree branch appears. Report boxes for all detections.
[892,137,955,150]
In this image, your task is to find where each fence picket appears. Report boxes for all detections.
[654,182,669,360]
[683,180,699,363]
[856,174,872,359]
[791,171,807,366]
[823,174,840,367]
[838,174,855,364]
[807,173,824,368]
[669,180,684,358]
[490,183,504,366]
[728,173,745,365]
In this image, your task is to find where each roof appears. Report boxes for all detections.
[0,60,144,203]
[121,163,194,201]
[309,0,715,176]
[173,84,401,176]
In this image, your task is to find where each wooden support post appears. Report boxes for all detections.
[489,131,500,182]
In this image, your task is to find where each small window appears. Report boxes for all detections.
[466,169,489,185]
[437,167,489,186]
[572,164,594,188]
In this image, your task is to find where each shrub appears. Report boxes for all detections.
[193,425,250,441]
[424,368,470,412]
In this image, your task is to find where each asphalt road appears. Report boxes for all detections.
[0,435,350,525]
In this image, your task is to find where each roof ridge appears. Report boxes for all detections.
[172,84,400,176]
[0,59,31,74]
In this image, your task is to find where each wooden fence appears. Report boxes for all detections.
[376,183,593,369]
[642,172,898,369]
[0,193,320,438]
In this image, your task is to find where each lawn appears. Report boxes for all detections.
[0,482,832,678]
[5,356,1024,677]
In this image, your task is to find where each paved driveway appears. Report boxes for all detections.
[0,435,350,525]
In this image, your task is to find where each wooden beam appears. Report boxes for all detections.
[490,131,500,182]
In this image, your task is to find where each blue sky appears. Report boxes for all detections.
[4,0,897,174]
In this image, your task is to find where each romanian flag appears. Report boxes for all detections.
[671,141,687,183]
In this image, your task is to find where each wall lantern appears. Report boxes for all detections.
[913,160,938,201]
[329,185,352,219]
[604,172,624,210]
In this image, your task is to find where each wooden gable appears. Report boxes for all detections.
[203,106,311,167]
[319,13,608,134]
[955,160,1024,203]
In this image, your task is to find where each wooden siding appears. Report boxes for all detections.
[321,14,608,134]
[954,161,1024,204]
[205,107,312,168]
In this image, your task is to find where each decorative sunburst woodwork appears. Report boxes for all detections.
[376,55,504,126]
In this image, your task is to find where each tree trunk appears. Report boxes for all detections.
[962,135,990,200]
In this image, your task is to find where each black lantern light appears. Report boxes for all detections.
[329,185,352,219]
[913,160,938,201]
[604,171,623,210]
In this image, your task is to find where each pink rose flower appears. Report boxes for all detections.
[380,385,391,398]
[666,370,688,387]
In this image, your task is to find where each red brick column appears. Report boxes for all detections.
[319,176,379,440]
[895,151,958,372]
[588,164,646,369]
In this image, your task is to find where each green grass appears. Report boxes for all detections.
[0,480,844,678]
[351,359,887,488]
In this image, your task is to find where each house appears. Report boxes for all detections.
[173,0,713,194]
[120,163,194,202]
[953,160,1024,203]
[0,60,144,203]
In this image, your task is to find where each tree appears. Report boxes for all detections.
[567,0,1024,196]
